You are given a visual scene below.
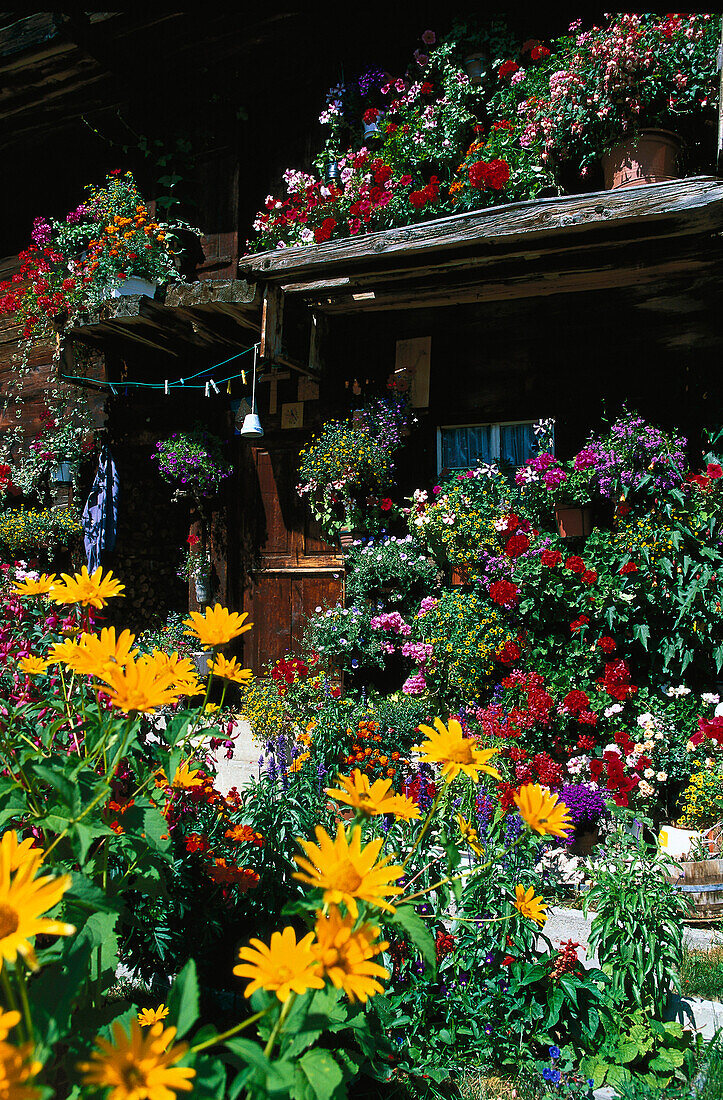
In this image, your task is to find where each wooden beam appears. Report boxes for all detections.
[259,284,284,360]
[242,177,723,282]
[308,312,327,375]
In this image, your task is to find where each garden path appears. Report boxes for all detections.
[211,717,260,795]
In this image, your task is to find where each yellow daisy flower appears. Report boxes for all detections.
[209,654,253,685]
[137,1004,169,1027]
[78,1019,195,1099]
[50,566,125,609]
[294,824,404,918]
[11,574,57,597]
[414,718,501,783]
[94,655,183,714]
[0,829,75,970]
[513,784,572,839]
[0,1011,20,1041]
[171,762,204,790]
[514,883,548,927]
[327,771,420,820]
[17,657,50,677]
[234,926,325,1002]
[456,813,484,857]
[183,604,252,648]
[312,906,389,1002]
[0,1038,42,1099]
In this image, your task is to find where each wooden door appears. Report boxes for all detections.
[239,443,343,671]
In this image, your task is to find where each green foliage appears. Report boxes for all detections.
[344,535,439,612]
[0,507,81,558]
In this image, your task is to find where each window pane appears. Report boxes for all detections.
[500,423,536,468]
[441,426,492,470]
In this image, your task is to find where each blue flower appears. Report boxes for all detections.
[542,1068,553,1081]
[549,1045,560,1059]
[550,1069,560,1084]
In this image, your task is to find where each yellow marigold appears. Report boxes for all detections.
[327,770,420,821]
[94,654,183,714]
[0,830,75,970]
[51,566,125,609]
[456,813,484,857]
[312,906,389,1002]
[514,883,548,927]
[414,718,501,783]
[137,1004,169,1027]
[149,651,202,694]
[288,752,310,774]
[49,628,138,676]
[11,574,57,597]
[234,925,325,1002]
[209,654,253,685]
[184,604,252,648]
[17,656,50,677]
[78,1019,195,1099]
[294,824,404,918]
[514,784,572,839]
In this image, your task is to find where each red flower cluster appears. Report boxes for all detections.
[599,659,637,701]
[569,614,589,634]
[590,750,638,807]
[468,159,511,190]
[497,639,522,666]
[489,579,520,608]
[409,176,441,209]
[271,655,312,695]
[597,636,616,653]
[515,750,563,788]
[435,931,456,962]
[550,940,582,981]
[561,689,590,715]
[565,555,585,574]
[581,569,597,585]
[540,549,562,567]
[498,60,519,78]
[505,533,530,559]
[620,561,638,575]
[314,217,337,243]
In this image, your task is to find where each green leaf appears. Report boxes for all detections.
[168,959,199,1038]
[387,905,436,976]
[298,1050,344,1100]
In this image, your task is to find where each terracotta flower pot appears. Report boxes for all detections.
[555,505,593,539]
[601,129,681,190]
[339,529,355,550]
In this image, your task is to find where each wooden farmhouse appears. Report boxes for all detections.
[1,13,723,670]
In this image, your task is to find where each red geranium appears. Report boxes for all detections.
[581,570,597,585]
[380,498,393,512]
[561,689,590,715]
[363,107,379,123]
[565,556,585,574]
[505,533,530,559]
[314,217,336,243]
[540,549,562,567]
[497,640,521,665]
[620,561,638,575]
[569,615,589,634]
[468,159,511,191]
[498,60,519,78]
[489,580,519,608]
[597,636,617,653]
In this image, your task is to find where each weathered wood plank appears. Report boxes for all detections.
[260,284,284,361]
[242,177,723,281]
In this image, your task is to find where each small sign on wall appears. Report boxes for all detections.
[281,401,304,429]
[394,336,431,407]
[298,375,320,401]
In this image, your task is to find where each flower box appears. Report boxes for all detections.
[601,129,681,191]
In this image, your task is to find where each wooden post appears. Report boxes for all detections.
[717,20,723,174]
[260,284,284,361]
[308,311,328,375]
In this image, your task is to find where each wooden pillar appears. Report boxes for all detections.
[260,284,284,362]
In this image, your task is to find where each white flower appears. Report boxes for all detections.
[604,743,622,755]
[644,768,655,779]
[619,593,635,603]
[702,693,720,705]
[636,712,654,728]
[638,781,654,797]
[666,685,691,697]
[604,703,623,718]
[656,772,668,782]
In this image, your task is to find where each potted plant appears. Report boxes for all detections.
[296,395,411,543]
[179,534,212,607]
[489,14,718,192]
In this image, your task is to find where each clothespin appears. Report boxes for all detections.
[226,379,232,394]
[109,383,117,396]
[204,382,210,398]
[241,370,247,385]
[164,380,169,395]
[210,378,220,395]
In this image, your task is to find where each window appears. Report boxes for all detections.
[437,421,541,473]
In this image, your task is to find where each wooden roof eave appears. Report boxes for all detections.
[239,177,723,312]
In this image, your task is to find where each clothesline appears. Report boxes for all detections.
[62,342,260,394]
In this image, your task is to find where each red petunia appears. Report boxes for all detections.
[489,580,520,608]
[540,549,562,567]
[707,463,723,479]
[313,217,337,243]
[565,556,585,574]
[505,533,530,559]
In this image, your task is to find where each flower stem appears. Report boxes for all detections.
[190,1007,271,1053]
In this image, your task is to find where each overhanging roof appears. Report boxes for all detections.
[240,176,723,313]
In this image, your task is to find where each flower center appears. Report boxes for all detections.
[274,966,293,982]
[120,1058,148,1090]
[447,741,475,764]
[0,903,19,940]
[334,860,363,893]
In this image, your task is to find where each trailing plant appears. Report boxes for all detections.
[153,426,232,501]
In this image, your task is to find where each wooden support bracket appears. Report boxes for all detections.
[260,284,284,361]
